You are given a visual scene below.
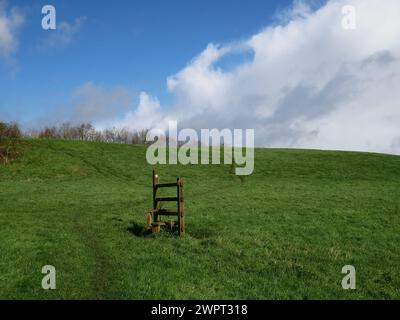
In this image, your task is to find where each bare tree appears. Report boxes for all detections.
[30,122,149,145]
[0,122,23,165]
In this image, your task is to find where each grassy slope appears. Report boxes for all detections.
[0,139,399,299]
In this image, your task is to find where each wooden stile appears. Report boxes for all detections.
[149,169,185,236]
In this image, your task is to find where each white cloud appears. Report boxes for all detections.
[0,1,24,63]
[111,0,400,154]
[41,16,85,49]
[114,92,169,131]
[275,0,313,23]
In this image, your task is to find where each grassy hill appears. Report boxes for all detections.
[0,139,399,299]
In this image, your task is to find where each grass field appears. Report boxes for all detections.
[0,139,399,299]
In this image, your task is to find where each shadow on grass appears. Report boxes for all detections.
[127,221,152,237]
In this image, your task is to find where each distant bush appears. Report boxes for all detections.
[38,126,58,139]
[0,122,23,165]
[26,122,150,145]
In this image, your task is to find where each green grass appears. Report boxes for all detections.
[0,139,399,299]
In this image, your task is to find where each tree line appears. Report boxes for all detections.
[26,123,150,145]
[0,121,150,165]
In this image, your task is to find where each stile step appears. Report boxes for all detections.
[155,197,178,202]
[156,183,178,188]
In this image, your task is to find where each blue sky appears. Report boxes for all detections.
[1,0,400,154]
[0,0,295,123]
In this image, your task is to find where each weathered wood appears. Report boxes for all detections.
[155,197,178,202]
[156,183,179,188]
[149,169,185,236]
[151,221,165,234]
[152,169,159,222]
[145,210,152,229]
[178,178,185,236]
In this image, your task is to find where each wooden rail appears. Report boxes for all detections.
[150,169,185,236]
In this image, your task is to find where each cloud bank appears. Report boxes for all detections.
[0,1,24,63]
[96,0,400,154]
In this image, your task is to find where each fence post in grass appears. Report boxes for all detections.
[177,178,185,236]
[145,210,152,229]
[153,169,159,223]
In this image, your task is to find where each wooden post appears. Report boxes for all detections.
[152,222,162,234]
[177,178,185,236]
[181,179,185,235]
[153,169,159,222]
[145,210,152,229]
[152,224,160,234]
